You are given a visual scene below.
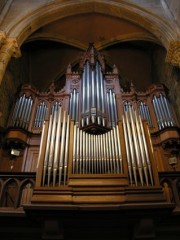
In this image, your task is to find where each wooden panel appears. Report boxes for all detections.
[22,147,39,172]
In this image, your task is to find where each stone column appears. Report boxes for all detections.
[0,37,21,85]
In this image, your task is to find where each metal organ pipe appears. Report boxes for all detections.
[153,94,176,130]
[153,97,162,129]
[48,110,57,186]
[24,97,33,129]
[11,94,33,130]
[122,109,154,186]
[72,125,77,174]
[160,94,175,127]
[113,93,118,124]
[86,62,90,125]
[163,95,175,126]
[156,95,168,127]
[17,94,25,127]
[59,111,67,185]
[129,109,143,186]
[122,115,133,184]
[41,107,71,186]
[134,111,149,185]
[138,115,153,185]
[34,102,47,128]
[125,110,137,186]
[75,92,79,124]
[42,114,53,186]
[64,115,70,184]
[81,63,86,127]
[71,125,124,175]
[139,102,153,129]
[53,107,62,186]
[96,62,101,125]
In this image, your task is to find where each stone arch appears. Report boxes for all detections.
[5,0,176,49]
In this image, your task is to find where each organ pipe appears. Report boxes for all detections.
[153,94,176,130]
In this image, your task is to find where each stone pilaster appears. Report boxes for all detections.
[165,41,180,68]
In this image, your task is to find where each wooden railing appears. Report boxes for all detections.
[0,172,180,209]
[159,171,180,207]
[0,172,36,209]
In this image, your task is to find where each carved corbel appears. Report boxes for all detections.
[0,37,21,85]
[165,41,180,68]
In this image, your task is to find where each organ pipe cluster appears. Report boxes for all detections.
[81,61,106,127]
[138,101,153,127]
[122,108,153,186]
[153,94,175,130]
[34,101,48,128]
[40,107,70,187]
[72,125,123,174]
[10,94,33,130]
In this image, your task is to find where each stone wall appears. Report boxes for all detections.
[165,0,180,25]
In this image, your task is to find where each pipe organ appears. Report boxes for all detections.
[4,43,180,204]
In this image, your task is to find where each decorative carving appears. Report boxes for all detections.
[0,37,21,85]
[0,31,6,47]
[166,41,180,68]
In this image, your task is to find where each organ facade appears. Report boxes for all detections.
[1,43,180,205]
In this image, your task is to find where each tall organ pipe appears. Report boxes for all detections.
[106,92,111,127]
[129,109,143,186]
[72,89,76,120]
[159,94,169,126]
[122,115,133,184]
[109,89,115,127]
[64,115,70,184]
[24,97,33,129]
[20,96,28,127]
[16,95,25,126]
[156,96,167,127]
[72,125,77,174]
[96,62,101,125]
[75,92,79,124]
[42,115,53,186]
[139,115,153,185]
[48,110,57,186]
[69,92,72,119]
[53,107,62,186]
[125,111,137,186]
[153,97,162,129]
[86,62,90,125]
[135,111,149,185]
[59,111,67,185]
[163,95,175,126]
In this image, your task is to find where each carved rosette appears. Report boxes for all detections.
[166,41,180,68]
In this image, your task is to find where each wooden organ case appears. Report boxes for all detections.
[4,43,180,205]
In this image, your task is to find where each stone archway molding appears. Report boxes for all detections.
[0,0,180,85]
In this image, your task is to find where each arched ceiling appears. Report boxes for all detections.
[27,13,158,50]
[21,12,163,92]
[3,1,172,94]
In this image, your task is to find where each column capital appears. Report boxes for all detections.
[5,38,21,57]
[0,32,6,47]
[166,41,180,68]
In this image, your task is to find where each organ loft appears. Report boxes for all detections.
[1,43,179,207]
